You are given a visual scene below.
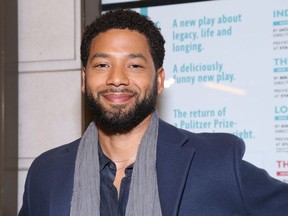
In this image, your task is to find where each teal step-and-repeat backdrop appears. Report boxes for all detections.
[136,0,288,182]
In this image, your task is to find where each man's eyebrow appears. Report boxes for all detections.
[90,53,109,60]
[127,53,148,62]
[89,52,148,62]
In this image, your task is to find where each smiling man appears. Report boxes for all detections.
[83,28,162,134]
[19,9,288,216]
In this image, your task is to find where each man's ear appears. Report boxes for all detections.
[81,68,86,94]
[156,67,165,95]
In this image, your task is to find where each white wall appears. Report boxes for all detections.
[17,0,82,210]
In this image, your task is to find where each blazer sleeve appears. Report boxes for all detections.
[18,161,33,216]
[233,139,288,216]
[18,140,78,216]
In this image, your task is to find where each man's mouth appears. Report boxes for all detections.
[102,92,136,104]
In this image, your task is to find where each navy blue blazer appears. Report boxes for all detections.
[19,120,288,216]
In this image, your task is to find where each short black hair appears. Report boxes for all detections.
[81,9,165,70]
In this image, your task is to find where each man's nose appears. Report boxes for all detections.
[106,66,130,87]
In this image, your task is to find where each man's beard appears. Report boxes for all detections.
[85,80,158,134]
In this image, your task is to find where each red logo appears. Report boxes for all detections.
[276,160,288,168]
[276,171,288,176]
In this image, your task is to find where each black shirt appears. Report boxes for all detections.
[99,147,133,216]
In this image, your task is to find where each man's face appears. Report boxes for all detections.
[82,29,165,134]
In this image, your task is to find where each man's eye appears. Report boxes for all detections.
[130,64,143,68]
[95,63,109,68]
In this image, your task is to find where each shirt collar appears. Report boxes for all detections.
[98,144,135,172]
[98,145,111,172]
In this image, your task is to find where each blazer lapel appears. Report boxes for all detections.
[157,120,195,216]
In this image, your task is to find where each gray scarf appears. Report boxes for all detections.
[70,111,162,216]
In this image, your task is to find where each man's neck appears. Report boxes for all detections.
[97,114,152,162]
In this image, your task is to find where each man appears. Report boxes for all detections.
[19,9,288,216]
